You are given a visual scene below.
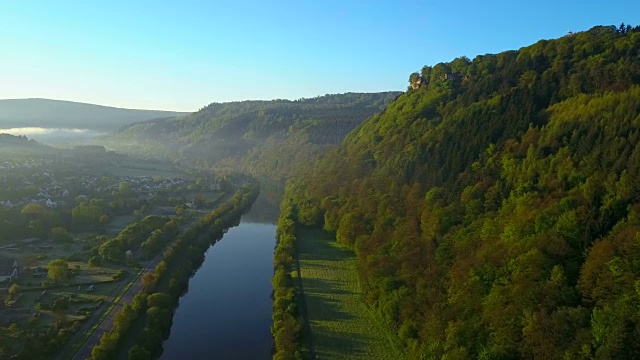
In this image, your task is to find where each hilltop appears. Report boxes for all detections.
[100,92,401,179]
[0,98,189,132]
[282,24,640,359]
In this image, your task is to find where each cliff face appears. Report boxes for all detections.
[409,76,423,89]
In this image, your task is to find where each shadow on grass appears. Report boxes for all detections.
[313,329,372,359]
[298,227,353,263]
[303,277,351,296]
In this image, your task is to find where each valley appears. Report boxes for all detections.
[2,6,640,359]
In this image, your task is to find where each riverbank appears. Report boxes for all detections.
[89,181,260,359]
[160,219,276,359]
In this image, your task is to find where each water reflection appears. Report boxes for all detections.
[160,194,278,359]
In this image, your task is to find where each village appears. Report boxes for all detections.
[0,150,226,359]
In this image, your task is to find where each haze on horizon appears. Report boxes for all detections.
[1,0,638,112]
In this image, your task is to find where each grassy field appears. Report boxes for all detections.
[296,227,405,360]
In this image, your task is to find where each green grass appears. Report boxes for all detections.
[64,270,142,359]
[296,227,406,360]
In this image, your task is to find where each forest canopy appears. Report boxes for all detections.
[100,92,400,180]
[285,24,640,359]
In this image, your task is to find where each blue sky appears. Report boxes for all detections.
[1,0,638,111]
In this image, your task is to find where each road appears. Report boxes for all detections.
[68,197,229,360]
[71,254,164,360]
[55,277,125,360]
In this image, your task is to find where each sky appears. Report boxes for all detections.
[1,0,639,111]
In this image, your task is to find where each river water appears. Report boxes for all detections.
[160,196,278,359]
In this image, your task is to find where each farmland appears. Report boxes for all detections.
[296,228,405,360]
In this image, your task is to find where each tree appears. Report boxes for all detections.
[21,203,46,217]
[147,292,173,309]
[99,215,110,226]
[421,65,432,81]
[88,256,101,267]
[451,56,471,73]
[142,272,157,292]
[175,206,185,216]
[119,182,132,194]
[50,227,73,243]
[99,239,123,263]
[47,259,69,283]
[8,284,19,299]
[195,177,207,188]
[128,345,151,360]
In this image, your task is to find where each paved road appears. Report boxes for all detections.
[71,255,162,360]
[55,277,125,360]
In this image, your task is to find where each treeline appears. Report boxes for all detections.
[284,24,640,358]
[98,215,168,263]
[271,200,303,359]
[90,180,259,360]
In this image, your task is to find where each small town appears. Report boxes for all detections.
[0,148,229,359]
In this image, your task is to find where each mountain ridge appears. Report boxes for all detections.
[281,23,640,359]
[100,91,402,179]
[0,98,190,131]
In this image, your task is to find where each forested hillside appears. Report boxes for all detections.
[285,24,640,359]
[101,92,400,179]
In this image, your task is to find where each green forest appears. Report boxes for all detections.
[102,92,400,180]
[281,24,640,359]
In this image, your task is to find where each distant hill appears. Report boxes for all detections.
[0,133,52,155]
[100,92,401,179]
[0,133,41,147]
[0,98,189,131]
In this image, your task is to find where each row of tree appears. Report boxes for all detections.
[98,216,169,263]
[271,201,303,359]
[90,179,259,360]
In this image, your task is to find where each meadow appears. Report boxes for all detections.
[296,227,405,360]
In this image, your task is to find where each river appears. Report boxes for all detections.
[160,194,278,359]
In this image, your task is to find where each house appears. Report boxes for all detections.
[62,189,69,197]
[45,199,57,208]
[0,260,19,282]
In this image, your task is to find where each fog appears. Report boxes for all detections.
[0,127,105,145]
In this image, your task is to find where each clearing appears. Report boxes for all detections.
[296,227,405,360]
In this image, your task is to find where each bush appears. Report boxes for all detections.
[88,256,101,267]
